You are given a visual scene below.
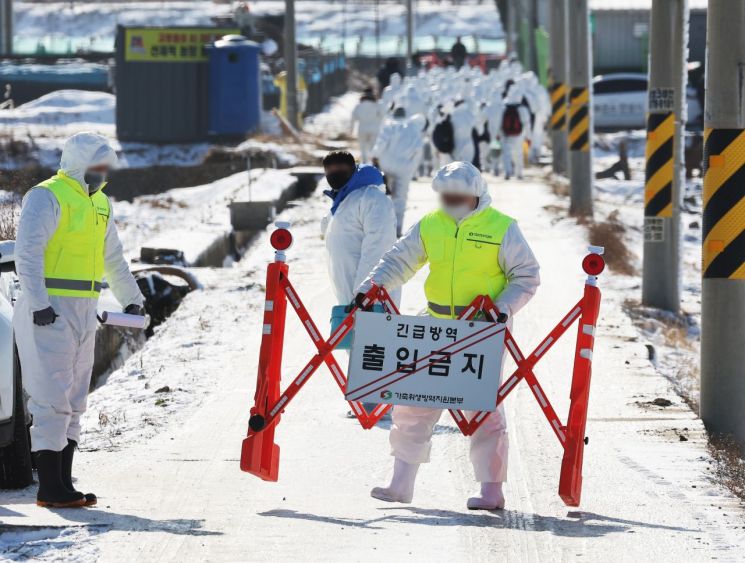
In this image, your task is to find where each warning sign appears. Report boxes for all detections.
[346,312,506,411]
[124,27,239,62]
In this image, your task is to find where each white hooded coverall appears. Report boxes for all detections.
[321,184,398,305]
[14,132,144,452]
[351,98,385,163]
[500,87,532,180]
[450,101,476,165]
[371,115,425,234]
[358,162,540,483]
[381,73,402,110]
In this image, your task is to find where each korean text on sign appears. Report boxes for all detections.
[346,312,506,412]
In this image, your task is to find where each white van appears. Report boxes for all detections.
[0,240,34,489]
[593,72,703,132]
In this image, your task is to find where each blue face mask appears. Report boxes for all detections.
[84,171,107,194]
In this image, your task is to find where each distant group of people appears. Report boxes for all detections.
[351,55,550,231]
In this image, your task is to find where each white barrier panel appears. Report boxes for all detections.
[346,311,506,411]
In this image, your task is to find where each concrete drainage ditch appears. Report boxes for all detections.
[91,166,323,388]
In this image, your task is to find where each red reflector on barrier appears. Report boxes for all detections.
[270,228,293,251]
[582,253,605,276]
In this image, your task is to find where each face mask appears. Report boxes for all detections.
[84,171,107,194]
[326,171,351,191]
[443,203,473,221]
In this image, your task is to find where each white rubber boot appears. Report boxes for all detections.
[467,482,505,510]
[370,458,419,503]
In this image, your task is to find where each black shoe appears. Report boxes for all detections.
[62,440,97,506]
[35,449,86,508]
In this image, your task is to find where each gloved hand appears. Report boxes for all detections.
[495,311,508,324]
[124,304,145,316]
[33,307,58,326]
[354,292,374,312]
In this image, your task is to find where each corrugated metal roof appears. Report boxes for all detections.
[589,0,707,11]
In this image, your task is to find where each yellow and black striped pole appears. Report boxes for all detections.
[568,87,590,153]
[701,0,745,445]
[641,0,686,311]
[549,81,567,131]
[643,112,675,218]
[567,0,593,216]
[549,0,568,174]
[702,129,745,279]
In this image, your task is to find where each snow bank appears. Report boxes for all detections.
[593,132,702,405]
[113,167,297,264]
[0,89,114,127]
[303,91,358,138]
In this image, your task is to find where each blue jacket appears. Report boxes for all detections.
[324,164,385,215]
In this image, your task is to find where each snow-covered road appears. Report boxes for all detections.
[2,172,744,561]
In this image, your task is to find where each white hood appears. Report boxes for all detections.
[60,132,118,190]
[432,161,490,209]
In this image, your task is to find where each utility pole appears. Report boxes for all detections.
[527,0,539,72]
[515,0,526,64]
[375,0,380,67]
[406,0,414,73]
[549,0,568,175]
[0,0,12,56]
[284,0,299,129]
[642,0,687,311]
[700,0,745,447]
[567,0,593,216]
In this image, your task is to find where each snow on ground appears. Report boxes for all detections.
[0,90,115,129]
[2,166,744,561]
[303,91,359,139]
[0,89,292,170]
[13,0,503,50]
[113,167,297,264]
[592,132,702,406]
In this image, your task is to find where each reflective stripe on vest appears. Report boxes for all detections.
[45,278,103,292]
[420,206,514,319]
[428,302,468,317]
[36,172,110,298]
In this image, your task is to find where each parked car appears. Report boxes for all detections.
[593,72,703,132]
[0,240,33,489]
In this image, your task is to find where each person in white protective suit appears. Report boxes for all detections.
[371,108,426,235]
[355,162,540,510]
[321,150,399,416]
[381,72,403,110]
[400,84,428,119]
[351,88,386,163]
[14,132,144,508]
[450,98,476,165]
[320,150,398,305]
[500,85,532,180]
[485,89,506,175]
[522,73,550,163]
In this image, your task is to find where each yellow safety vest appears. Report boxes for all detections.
[36,172,110,298]
[420,206,514,319]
